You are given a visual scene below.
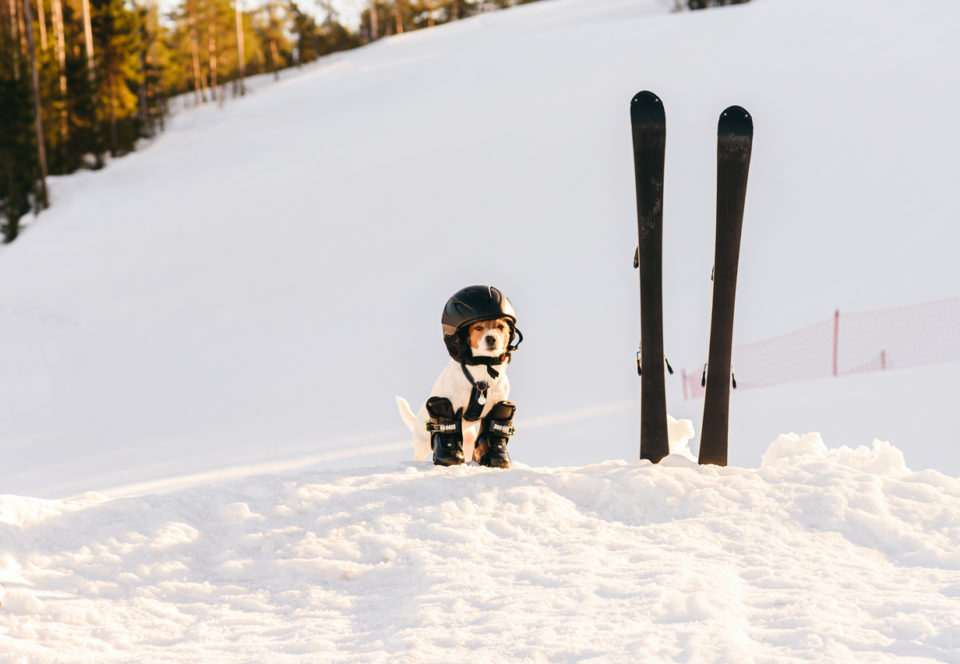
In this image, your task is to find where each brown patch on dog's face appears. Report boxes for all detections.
[468,318,511,356]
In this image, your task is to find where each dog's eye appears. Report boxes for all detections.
[497,324,505,330]
[474,325,483,331]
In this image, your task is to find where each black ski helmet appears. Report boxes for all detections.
[441,285,522,362]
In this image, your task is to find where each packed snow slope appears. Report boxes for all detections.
[1,0,959,498]
[3,436,960,662]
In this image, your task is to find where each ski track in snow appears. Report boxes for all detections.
[85,398,643,499]
[2,436,960,662]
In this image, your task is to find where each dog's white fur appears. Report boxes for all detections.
[396,318,512,463]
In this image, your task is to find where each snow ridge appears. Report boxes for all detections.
[2,436,960,662]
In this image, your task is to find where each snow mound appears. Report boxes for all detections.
[2,437,960,662]
[762,432,909,476]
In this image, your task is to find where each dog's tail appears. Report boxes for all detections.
[395,396,418,431]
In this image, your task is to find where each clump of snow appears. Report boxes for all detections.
[761,431,830,464]
[662,414,698,466]
[763,432,908,476]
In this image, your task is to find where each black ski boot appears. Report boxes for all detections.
[426,397,464,466]
[476,401,515,468]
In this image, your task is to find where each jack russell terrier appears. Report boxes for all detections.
[396,285,522,467]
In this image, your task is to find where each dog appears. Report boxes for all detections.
[396,316,513,463]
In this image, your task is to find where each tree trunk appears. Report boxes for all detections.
[270,37,279,80]
[393,0,402,34]
[136,6,150,136]
[188,0,206,104]
[369,0,377,40]
[426,1,434,27]
[144,37,156,132]
[15,0,23,43]
[8,0,21,79]
[16,0,28,76]
[234,0,245,95]
[107,62,118,156]
[80,0,102,166]
[137,49,149,134]
[80,0,94,82]
[35,0,45,50]
[51,0,67,153]
[151,45,163,131]
[21,0,48,208]
[207,3,217,101]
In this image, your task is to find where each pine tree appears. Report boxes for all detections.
[50,0,69,161]
[318,12,357,55]
[0,73,36,243]
[289,1,317,64]
[136,2,168,136]
[22,0,48,207]
[91,0,143,156]
[79,0,106,167]
[257,0,291,79]
[0,0,40,241]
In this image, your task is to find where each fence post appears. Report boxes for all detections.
[832,309,840,377]
[681,368,688,401]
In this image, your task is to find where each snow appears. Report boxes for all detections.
[2,435,960,661]
[2,0,960,659]
[3,0,959,497]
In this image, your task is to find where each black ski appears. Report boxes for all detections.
[630,90,669,463]
[699,105,753,466]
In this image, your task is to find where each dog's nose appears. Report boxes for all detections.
[485,335,496,345]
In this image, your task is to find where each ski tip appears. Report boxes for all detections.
[718,105,753,138]
[630,91,665,125]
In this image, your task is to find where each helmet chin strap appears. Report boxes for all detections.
[463,353,507,370]
[508,327,523,353]
[460,361,500,421]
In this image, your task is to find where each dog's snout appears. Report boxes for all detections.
[485,335,497,345]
